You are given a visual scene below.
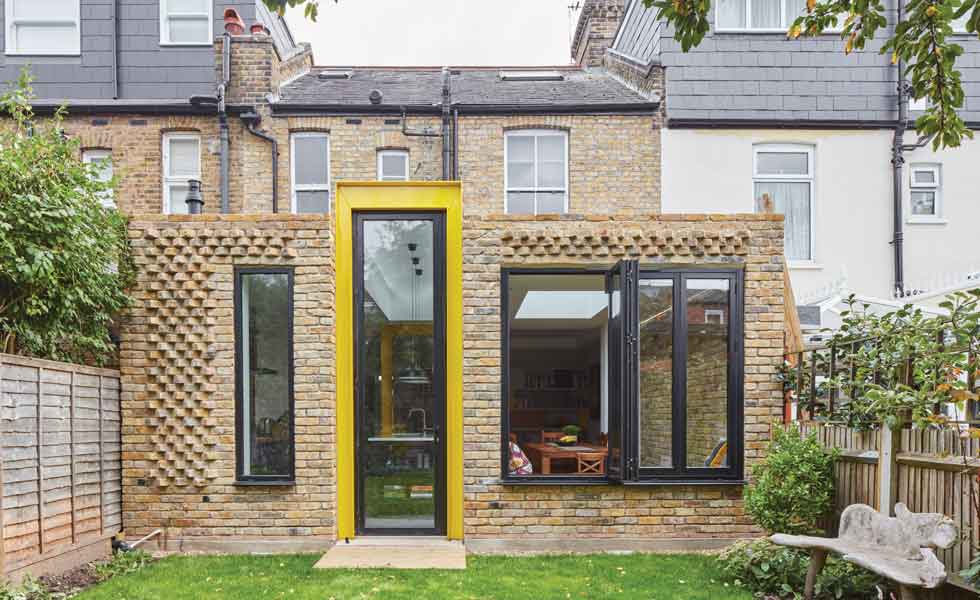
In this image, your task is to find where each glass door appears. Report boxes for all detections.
[354,212,446,535]
[605,259,638,481]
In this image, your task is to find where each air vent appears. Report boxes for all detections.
[499,70,564,81]
[317,70,353,80]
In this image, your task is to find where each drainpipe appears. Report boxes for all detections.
[452,107,459,180]
[240,111,279,213]
[218,32,231,214]
[112,0,119,98]
[441,67,452,181]
[890,1,908,296]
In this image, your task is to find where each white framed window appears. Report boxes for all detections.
[5,0,80,55]
[909,164,942,221]
[162,133,201,215]
[82,149,114,208]
[160,0,213,46]
[705,309,726,325]
[753,144,815,262]
[377,150,409,181]
[505,129,568,215]
[290,132,330,214]
[716,0,805,31]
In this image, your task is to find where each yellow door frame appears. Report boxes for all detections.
[335,181,463,540]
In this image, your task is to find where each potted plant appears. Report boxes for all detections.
[558,425,582,446]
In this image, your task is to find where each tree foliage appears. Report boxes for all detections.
[648,0,979,149]
[780,290,980,430]
[261,0,330,21]
[0,70,134,364]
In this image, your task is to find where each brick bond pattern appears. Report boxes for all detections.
[462,214,784,538]
[120,215,335,537]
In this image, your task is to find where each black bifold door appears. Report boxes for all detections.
[606,260,743,484]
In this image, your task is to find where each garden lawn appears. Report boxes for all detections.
[75,552,751,600]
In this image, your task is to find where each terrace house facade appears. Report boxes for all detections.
[601,0,980,329]
[1,0,785,551]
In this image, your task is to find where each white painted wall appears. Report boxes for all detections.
[662,128,980,302]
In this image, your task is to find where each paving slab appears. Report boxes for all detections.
[313,537,466,570]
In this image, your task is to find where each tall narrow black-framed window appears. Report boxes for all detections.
[235,267,295,484]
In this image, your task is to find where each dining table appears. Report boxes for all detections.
[523,442,608,475]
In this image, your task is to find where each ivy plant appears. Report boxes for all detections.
[0,70,134,364]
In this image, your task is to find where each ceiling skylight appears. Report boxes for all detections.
[499,70,564,82]
[515,291,607,320]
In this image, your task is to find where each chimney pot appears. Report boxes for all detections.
[185,179,204,214]
[223,9,246,35]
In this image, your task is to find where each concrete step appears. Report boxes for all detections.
[314,537,466,569]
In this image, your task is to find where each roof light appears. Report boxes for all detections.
[317,70,353,80]
[499,70,564,81]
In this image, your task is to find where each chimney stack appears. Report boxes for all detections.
[571,0,626,68]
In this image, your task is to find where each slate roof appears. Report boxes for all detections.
[275,67,656,113]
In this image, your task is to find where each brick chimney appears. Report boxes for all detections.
[571,0,626,67]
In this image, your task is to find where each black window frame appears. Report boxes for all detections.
[234,266,296,486]
[499,265,744,485]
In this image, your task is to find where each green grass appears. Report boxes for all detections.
[364,469,434,517]
[76,552,751,600]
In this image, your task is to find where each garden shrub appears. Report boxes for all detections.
[744,423,838,535]
[717,538,886,599]
[0,70,133,364]
[93,549,153,581]
[0,577,56,600]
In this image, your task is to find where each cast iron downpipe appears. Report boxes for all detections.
[452,107,460,179]
[112,0,119,98]
[890,0,909,297]
[241,111,279,213]
[218,31,231,214]
[441,67,452,180]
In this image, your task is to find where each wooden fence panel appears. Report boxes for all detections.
[799,422,979,595]
[0,354,121,579]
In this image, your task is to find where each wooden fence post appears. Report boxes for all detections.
[36,366,44,555]
[878,423,901,516]
[0,354,5,578]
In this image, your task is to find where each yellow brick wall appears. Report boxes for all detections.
[461,214,785,538]
[120,215,335,538]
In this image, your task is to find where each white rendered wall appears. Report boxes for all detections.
[661,128,980,301]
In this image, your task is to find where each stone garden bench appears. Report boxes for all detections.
[770,503,958,600]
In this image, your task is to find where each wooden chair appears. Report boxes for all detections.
[541,430,564,443]
[577,452,605,475]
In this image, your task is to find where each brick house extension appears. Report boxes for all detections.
[16,1,785,551]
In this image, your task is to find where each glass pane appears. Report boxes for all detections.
[361,219,437,529]
[168,0,209,12]
[638,279,673,468]
[913,169,936,184]
[240,273,292,478]
[293,135,329,186]
[12,0,75,20]
[167,137,199,177]
[12,24,78,53]
[756,151,808,176]
[783,0,805,25]
[686,279,730,469]
[751,0,781,27]
[84,151,114,207]
[168,17,210,43]
[538,160,565,188]
[507,192,535,214]
[716,0,746,28]
[295,190,330,214]
[381,153,408,180]
[507,161,534,188]
[507,135,534,162]
[755,181,811,261]
[507,274,608,477]
[537,135,565,163]
[536,191,565,214]
[168,183,189,214]
[911,191,936,216]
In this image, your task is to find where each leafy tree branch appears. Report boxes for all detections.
[649,0,977,149]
